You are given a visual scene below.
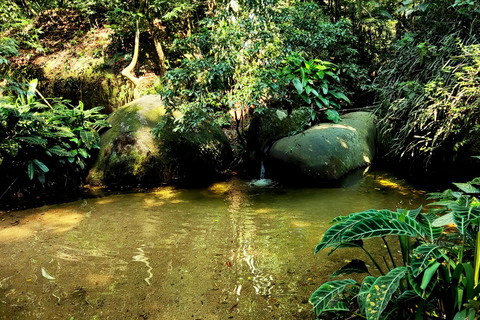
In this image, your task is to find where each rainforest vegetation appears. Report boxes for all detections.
[1,0,480,318]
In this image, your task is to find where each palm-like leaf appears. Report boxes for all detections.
[365,267,408,320]
[309,279,356,315]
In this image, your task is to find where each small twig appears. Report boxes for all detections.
[0,177,19,200]
[35,89,53,109]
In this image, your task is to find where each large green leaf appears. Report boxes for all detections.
[329,90,351,104]
[292,77,303,94]
[330,259,369,277]
[33,159,49,173]
[411,244,442,277]
[416,213,443,241]
[315,210,381,253]
[450,196,480,234]
[325,109,340,123]
[453,183,480,194]
[315,210,424,254]
[358,276,376,313]
[432,212,454,227]
[366,267,408,320]
[341,213,424,242]
[309,279,356,315]
[408,267,437,299]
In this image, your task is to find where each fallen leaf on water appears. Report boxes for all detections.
[41,267,55,280]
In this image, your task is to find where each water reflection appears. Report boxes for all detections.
[0,170,427,319]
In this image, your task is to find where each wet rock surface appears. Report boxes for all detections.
[266,112,376,184]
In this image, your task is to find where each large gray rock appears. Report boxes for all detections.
[266,112,376,183]
[87,95,232,187]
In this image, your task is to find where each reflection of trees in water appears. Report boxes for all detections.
[226,187,275,300]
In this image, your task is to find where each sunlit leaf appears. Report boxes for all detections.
[358,276,376,313]
[366,267,408,320]
[41,267,55,280]
[411,244,442,277]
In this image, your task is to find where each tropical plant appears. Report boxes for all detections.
[310,178,480,319]
[280,53,351,124]
[0,79,109,207]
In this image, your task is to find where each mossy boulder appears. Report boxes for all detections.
[244,108,310,174]
[265,112,376,183]
[87,95,232,187]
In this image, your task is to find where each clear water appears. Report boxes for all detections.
[0,170,427,319]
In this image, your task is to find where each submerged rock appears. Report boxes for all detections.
[266,112,376,183]
[87,95,232,187]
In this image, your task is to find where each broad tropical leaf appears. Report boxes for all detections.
[315,210,424,254]
[408,267,437,299]
[450,196,480,234]
[365,267,408,320]
[411,244,442,277]
[432,212,454,227]
[309,279,356,315]
[330,259,369,277]
[315,210,381,253]
[416,213,443,241]
[341,213,424,242]
[453,183,480,194]
[358,276,376,313]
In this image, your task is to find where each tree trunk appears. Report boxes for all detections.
[152,34,167,76]
[121,19,141,88]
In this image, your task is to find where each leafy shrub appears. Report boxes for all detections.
[157,1,362,138]
[280,53,351,124]
[0,80,109,208]
[310,178,480,319]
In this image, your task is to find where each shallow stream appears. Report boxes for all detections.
[0,170,427,320]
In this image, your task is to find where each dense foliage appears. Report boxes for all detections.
[156,0,361,141]
[310,177,480,319]
[374,0,480,167]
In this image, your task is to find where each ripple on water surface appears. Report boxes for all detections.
[0,171,427,319]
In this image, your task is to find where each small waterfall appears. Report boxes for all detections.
[259,160,266,180]
[250,158,274,187]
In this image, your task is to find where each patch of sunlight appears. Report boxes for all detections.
[291,220,311,228]
[255,208,273,214]
[85,273,113,287]
[96,198,116,205]
[363,154,371,163]
[207,182,231,195]
[0,210,84,243]
[311,124,357,132]
[151,186,179,199]
[338,138,349,149]
[143,198,165,207]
